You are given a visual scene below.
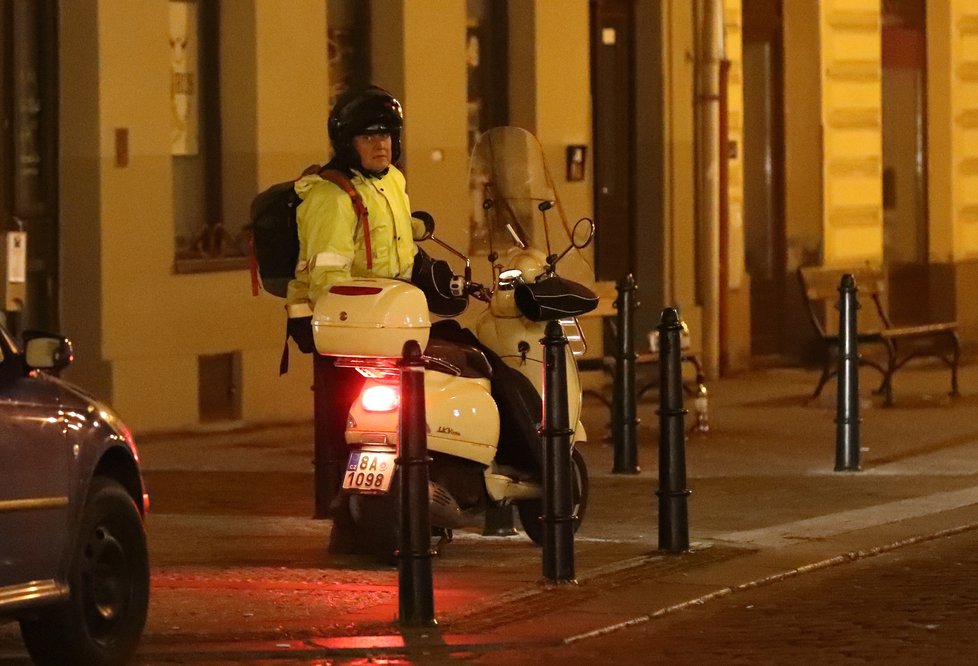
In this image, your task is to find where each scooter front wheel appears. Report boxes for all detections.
[516,447,589,546]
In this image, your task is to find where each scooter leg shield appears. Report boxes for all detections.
[492,364,543,474]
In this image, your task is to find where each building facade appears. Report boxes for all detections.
[0,0,972,433]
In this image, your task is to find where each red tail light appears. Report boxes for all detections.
[330,285,384,296]
[362,384,400,412]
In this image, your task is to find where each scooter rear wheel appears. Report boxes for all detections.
[516,447,589,546]
[348,489,399,564]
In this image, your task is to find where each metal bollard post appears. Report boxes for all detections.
[835,274,861,472]
[612,274,640,474]
[656,308,691,553]
[541,319,576,582]
[397,340,436,626]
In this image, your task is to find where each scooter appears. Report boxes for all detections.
[312,127,598,559]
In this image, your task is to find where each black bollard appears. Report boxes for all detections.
[541,319,576,582]
[656,308,691,553]
[397,340,436,626]
[612,274,640,474]
[835,274,861,472]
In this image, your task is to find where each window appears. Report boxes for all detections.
[171,0,243,272]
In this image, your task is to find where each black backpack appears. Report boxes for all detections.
[248,168,369,298]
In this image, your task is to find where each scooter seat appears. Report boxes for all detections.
[424,339,493,379]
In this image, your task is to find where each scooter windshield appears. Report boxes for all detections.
[468,127,594,287]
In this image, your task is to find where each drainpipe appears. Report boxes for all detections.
[718,58,731,374]
[695,0,724,379]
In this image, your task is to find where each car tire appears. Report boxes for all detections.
[516,447,589,547]
[19,476,149,666]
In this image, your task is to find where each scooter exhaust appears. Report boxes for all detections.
[428,481,484,529]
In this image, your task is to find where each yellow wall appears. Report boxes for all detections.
[374,0,470,261]
[783,0,823,273]
[528,0,593,230]
[929,1,978,347]
[60,0,110,397]
[507,0,593,251]
[372,0,592,291]
[371,0,485,333]
[661,0,700,339]
[929,1,954,263]
[660,0,749,369]
[57,0,594,432]
[819,0,883,266]
[60,0,329,431]
[927,0,978,262]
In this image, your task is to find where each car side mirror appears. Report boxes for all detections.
[23,331,74,375]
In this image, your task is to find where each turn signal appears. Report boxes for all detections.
[362,384,400,412]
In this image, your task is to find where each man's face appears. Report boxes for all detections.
[354,133,392,172]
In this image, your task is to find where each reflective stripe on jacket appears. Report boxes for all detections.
[286,164,416,308]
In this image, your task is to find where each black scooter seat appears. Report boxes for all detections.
[423,338,493,379]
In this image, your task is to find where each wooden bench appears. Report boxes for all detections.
[798,265,960,405]
[578,280,704,407]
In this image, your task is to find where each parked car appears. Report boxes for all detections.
[0,326,149,665]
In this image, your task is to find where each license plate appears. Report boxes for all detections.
[342,451,397,493]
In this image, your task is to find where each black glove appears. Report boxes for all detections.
[514,275,598,322]
[411,248,468,317]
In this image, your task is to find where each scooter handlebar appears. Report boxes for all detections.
[448,275,489,302]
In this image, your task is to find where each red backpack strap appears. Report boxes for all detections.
[320,169,372,270]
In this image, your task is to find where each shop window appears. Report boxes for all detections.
[171,0,244,272]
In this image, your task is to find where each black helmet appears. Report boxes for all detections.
[328,85,404,170]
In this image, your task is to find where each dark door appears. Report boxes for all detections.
[882,0,928,324]
[0,1,60,335]
[743,0,786,358]
[590,0,636,281]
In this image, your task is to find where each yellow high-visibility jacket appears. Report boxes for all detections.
[286,165,417,316]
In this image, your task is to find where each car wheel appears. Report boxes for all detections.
[19,476,149,666]
[516,447,589,547]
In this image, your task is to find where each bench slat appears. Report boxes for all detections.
[879,322,958,338]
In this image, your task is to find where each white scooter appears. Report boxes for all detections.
[312,127,597,559]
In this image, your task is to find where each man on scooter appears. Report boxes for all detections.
[286,85,462,554]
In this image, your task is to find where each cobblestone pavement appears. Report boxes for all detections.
[476,526,978,665]
[2,364,978,663]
